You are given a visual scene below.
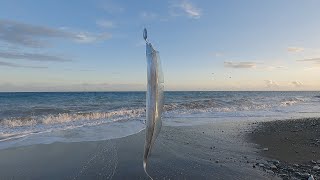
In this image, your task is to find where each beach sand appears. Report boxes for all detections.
[249,118,320,179]
[0,121,278,180]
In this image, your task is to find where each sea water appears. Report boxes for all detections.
[0,91,319,149]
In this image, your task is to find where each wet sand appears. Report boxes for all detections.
[0,121,278,180]
[249,118,320,179]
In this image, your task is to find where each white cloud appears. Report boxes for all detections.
[224,61,256,69]
[297,57,320,62]
[297,57,320,67]
[287,47,304,53]
[265,80,279,88]
[96,19,115,28]
[0,19,111,48]
[262,65,288,71]
[291,81,303,87]
[73,32,111,43]
[170,0,202,19]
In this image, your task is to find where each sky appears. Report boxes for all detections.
[0,0,319,91]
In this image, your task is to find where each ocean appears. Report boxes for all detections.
[0,91,319,149]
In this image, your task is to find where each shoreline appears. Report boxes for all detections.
[0,120,278,180]
[1,117,318,179]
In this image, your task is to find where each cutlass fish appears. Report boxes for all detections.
[143,28,164,179]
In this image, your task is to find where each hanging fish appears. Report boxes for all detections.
[143,28,164,179]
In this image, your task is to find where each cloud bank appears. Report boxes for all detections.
[0,19,111,48]
[0,61,47,69]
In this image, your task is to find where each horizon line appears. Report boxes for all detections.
[0,90,319,93]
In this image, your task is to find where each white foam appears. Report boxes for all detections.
[0,119,145,150]
[1,108,146,128]
[0,108,147,149]
[0,95,318,150]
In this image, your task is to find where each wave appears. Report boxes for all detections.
[165,98,274,113]
[0,93,317,150]
[0,108,145,128]
[0,96,306,129]
[280,97,304,106]
[0,108,147,147]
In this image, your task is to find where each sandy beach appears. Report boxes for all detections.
[1,117,319,179]
[0,120,279,180]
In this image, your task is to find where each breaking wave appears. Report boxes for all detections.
[164,97,302,114]
[1,109,145,128]
[280,97,304,106]
[0,92,314,149]
[1,97,305,128]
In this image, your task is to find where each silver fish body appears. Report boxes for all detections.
[143,42,164,178]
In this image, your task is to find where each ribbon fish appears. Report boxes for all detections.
[143,28,164,179]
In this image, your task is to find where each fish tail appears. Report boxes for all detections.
[143,160,153,180]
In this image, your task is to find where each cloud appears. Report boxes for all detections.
[0,60,47,69]
[73,32,111,43]
[269,65,286,69]
[170,0,202,19]
[0,51,71,62]
[287,47,304,53]
[265,80,279,88]
[96,19,115,28]
[224,61,257,69]
[262,65,288,71]
[0,19,111,48]
[291,81,303,87]
[275,66,286,69]
[297,57,320,62]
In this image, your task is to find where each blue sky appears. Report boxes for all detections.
[0,0,319,91]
